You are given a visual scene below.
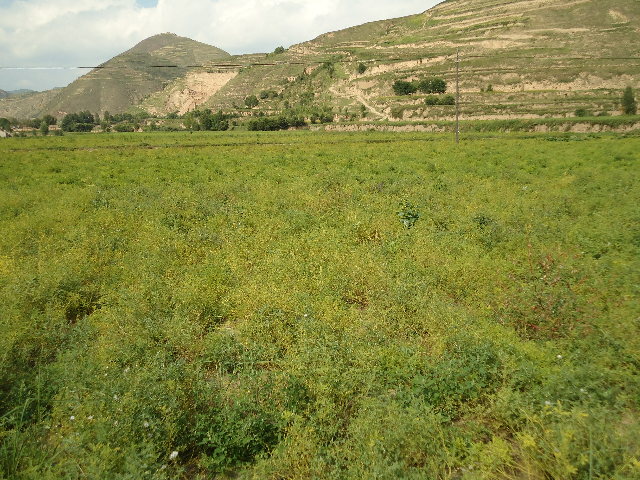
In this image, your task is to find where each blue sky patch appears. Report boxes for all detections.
[136,0,159,8]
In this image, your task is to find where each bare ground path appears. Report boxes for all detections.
[329,85,389,120]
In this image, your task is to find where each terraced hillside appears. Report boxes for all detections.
[177,0,639,122]
[2,0,639,121]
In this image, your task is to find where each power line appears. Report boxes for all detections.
[2,55,639,70]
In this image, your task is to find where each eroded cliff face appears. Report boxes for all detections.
[143,70,238,116]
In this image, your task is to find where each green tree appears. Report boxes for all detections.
[273,46,286,54]
[424,95,439,106]
[42,114,57,126]
[621,86,637,115]
[418,78,447,94]
[322,61,335,78]
[39,121,49,136]
[0,117,10,131]
[357,63,367,75]
[393,81,417,96]
[244,95,259,108]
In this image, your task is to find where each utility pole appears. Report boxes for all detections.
[456,48,459,144]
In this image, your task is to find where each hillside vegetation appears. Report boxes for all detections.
[0,34,230,119]
[1,130,639,478]
[2,0,639,122]
[146,0,640,121]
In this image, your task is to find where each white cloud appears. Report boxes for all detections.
[0,0,441,91]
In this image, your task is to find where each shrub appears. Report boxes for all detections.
[439,95,455,105]
[247,115,299,131]
[357,63,367,74]
[390,106,406,119]
[392,80,417,96]
[39,121,49,136]
[418,78,447,94]
[113,123,135,133]
[259,90,279,100]
[244,95,259,108]
[322,61,335,78]
[574,108,589,117]
[425,95,439,106]
[621,86,637,115]
[273,46,286,54]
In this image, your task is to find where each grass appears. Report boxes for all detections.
[1,130,639,478]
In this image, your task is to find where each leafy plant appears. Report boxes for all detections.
[397,201,420,228]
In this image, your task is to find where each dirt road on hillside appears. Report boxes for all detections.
[329,85,388,120]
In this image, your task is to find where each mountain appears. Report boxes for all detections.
[0,89,63,119]
[8,89,37,96]
[138,0,640,121]
[0,33,230,119]
[2,0,639,121]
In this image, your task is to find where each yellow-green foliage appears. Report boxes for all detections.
[1,131,639,479]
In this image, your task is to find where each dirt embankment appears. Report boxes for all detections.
[145,71,238,116]
[321,121,640,134]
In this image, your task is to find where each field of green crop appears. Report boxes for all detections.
[1,131,639,479]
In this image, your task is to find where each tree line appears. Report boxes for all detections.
[393,78,448,96]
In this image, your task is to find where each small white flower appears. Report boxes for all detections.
[580,389,586,393]
[545,401,552,406]
[161,465,167,470]
[144,422,150,428]
[104,373,108,377]
[169,451,179,461]
[557,355,562,359]
[114,421,118,426]
[113,395,118,400]
[88,416,93,420]
[303,314,307,317]
[70,416,75,421]
[124,367,130,373]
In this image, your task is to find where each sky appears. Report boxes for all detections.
[0,0,442,92]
